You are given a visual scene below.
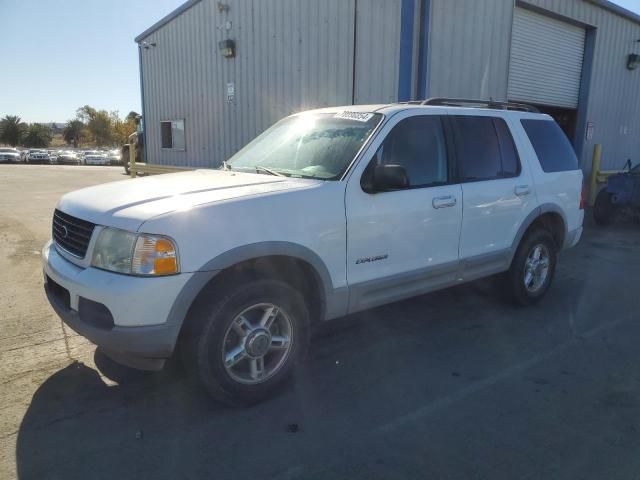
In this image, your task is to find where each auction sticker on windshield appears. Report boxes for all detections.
[334,111,374,122]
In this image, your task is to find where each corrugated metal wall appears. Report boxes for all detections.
[353,0,402,104]
[141,0,639,171]
[425,0,640,171]
[141,0,357,167]
[426,0,514,101]
[520,0,640,170]
[141,0,402,167]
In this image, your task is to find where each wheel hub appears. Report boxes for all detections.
[222,303,294,385]
[245,328,272,358]
[524,243,550,293]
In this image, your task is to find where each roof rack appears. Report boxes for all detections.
[417,97,540,113]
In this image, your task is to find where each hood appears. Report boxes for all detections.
[57,169,318,231]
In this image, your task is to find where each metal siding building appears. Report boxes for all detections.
[137,0,640,172]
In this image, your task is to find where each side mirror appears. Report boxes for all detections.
[362,164,409,193]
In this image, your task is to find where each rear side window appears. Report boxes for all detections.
[521,119,578,172]
[450,116,520,181]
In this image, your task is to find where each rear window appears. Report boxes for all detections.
[521,119,578,172]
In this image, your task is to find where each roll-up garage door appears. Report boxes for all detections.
[508,7,585,108]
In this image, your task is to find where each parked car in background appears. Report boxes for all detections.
[57,151,82,165]
[0,147,22,163]
[27,150,51,164]
[83,151,109,165]
[48,150,59,164]
[107,149,121,165]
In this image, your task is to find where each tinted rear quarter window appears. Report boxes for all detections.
[494,118,520,177]
[521,119,578,172]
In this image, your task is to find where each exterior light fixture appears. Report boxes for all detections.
[627,53,640,70]
[218,39,236,58]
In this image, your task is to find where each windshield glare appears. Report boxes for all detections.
[226,112,382,179]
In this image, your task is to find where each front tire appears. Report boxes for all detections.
[507,229,557,306]
[181,279,310,406]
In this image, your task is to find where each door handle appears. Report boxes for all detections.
[514,185,531,197]
[432,195,457,209]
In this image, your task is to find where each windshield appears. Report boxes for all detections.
[226,112,382,179]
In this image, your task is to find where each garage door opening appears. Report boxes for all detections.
[532,105,577,142]
[508,7,586,146]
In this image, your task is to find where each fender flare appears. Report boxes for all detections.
[508,203,568,264]
[166,242,337,330]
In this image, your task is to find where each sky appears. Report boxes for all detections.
[1,0,639,124]
[0,0,184,123]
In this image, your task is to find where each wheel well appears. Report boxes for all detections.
[185,256,326,327]
[527,212,565,248]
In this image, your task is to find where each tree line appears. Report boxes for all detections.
[0,106,139,148]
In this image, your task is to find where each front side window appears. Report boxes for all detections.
[226,112,382,179]
[161,119,185,150]
[368,115,448,188]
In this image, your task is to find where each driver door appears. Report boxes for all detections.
[345,110,463,313]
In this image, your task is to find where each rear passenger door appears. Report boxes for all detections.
[451,114,535,268]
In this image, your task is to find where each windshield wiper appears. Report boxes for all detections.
[254,165,285,177]
[222,161,232,171]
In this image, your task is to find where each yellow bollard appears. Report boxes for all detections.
[588,144,601,206]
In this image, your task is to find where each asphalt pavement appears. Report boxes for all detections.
[1,164,640,480]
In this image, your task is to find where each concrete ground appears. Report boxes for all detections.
[1,164,640,480]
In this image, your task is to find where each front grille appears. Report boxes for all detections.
[52,209,95,258]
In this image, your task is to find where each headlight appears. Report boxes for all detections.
[91,228,179,276]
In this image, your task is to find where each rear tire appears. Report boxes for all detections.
[593,189,613,226]
[180,279,310,406]
[507,229,557,306]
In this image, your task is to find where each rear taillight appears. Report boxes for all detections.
[579,184,586,209]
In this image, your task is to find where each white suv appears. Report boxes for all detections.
[42,99,584,405]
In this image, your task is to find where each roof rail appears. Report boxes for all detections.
[420,97,540,113]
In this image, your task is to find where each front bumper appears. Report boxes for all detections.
[42,240,195,370]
